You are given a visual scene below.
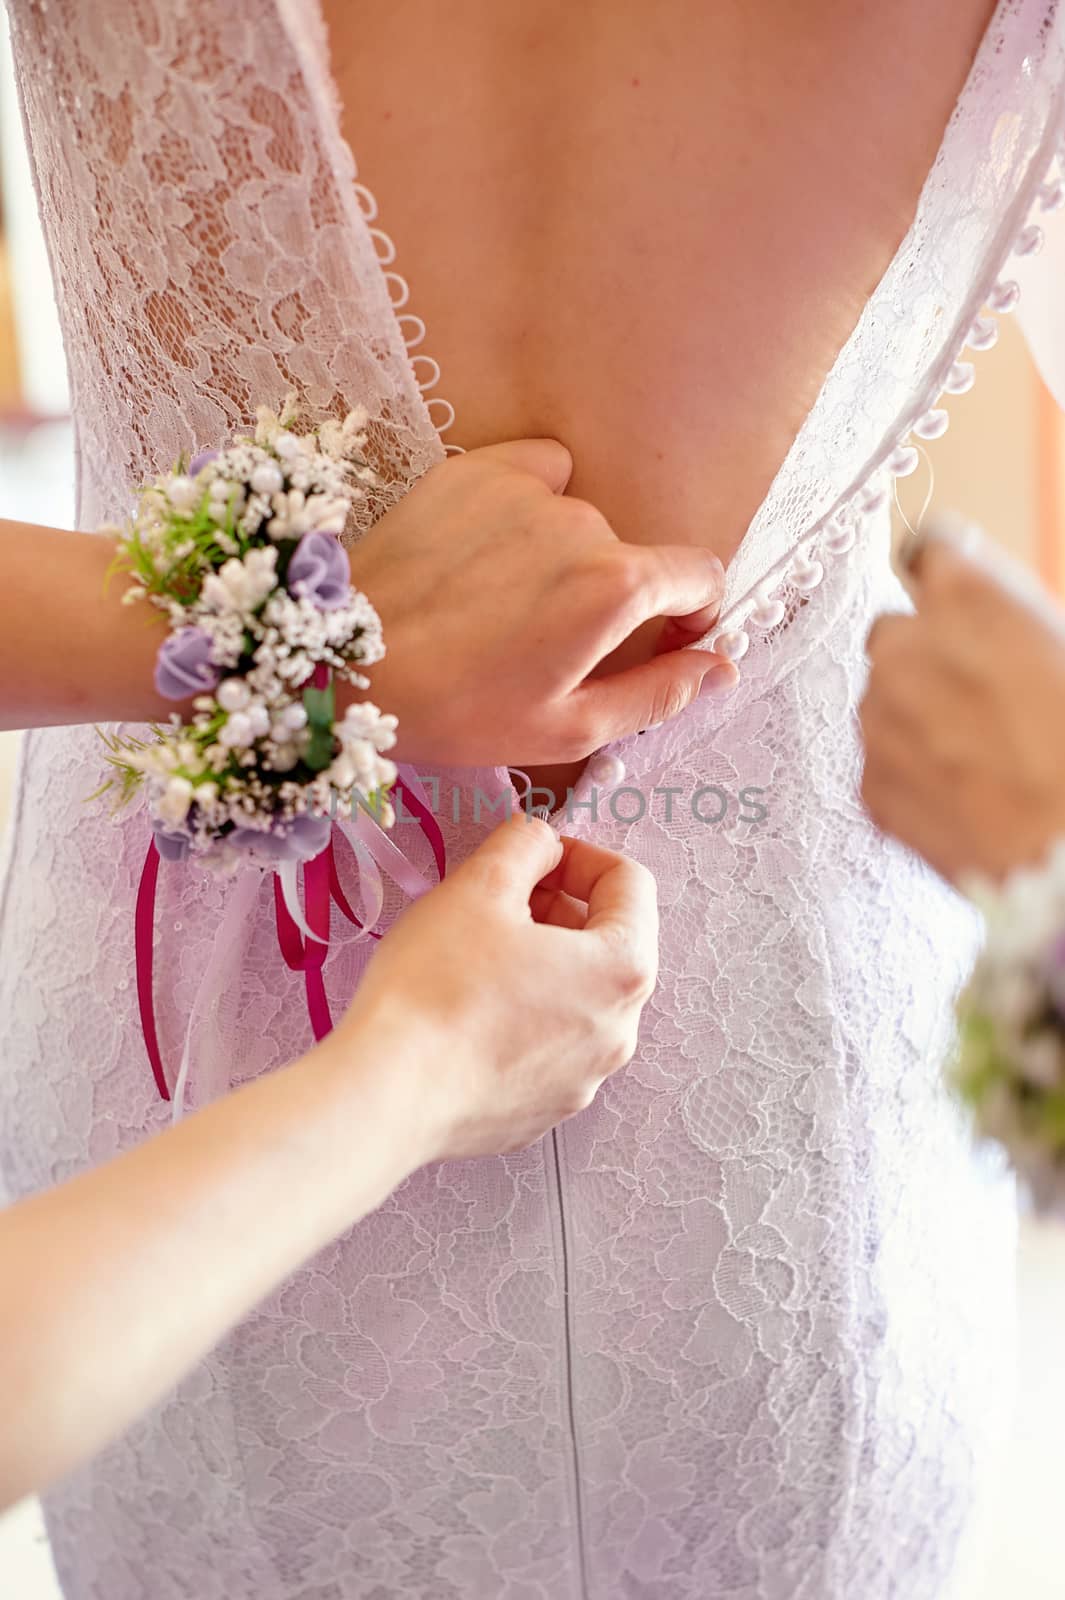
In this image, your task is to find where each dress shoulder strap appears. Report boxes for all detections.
[3,0,442,528]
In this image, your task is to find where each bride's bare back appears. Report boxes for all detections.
[325,0,995,796]
[325,0,995,568]
[4,6,1054,1594]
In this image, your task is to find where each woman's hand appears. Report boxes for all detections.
[348,439,736,765]
[334,812,658,1160]
[0,813,657,1507]
[861,527,1065,882]
[1,438,733,743]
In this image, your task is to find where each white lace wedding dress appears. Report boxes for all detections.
[2,2,1064,1596]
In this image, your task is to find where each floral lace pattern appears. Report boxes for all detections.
[711,0,1065,641]
[0,0,1061,1595]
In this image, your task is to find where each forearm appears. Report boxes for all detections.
[0,518,390,734]
[0,1008,426,1508]
[0,518,182,729]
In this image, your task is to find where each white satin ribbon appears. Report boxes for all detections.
[171,866,264,1124]
[335,824,386,933]
[347,804,435,899]
[276,857,328,945]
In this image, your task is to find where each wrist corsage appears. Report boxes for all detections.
[97,395,396,869]
[955,838,1065,1214]
[93,397,445,1112]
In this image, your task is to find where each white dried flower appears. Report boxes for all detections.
[246,703,271,739]
[219,712,253,748]
[269,743,300,772]
[217,679,250,712]
[158,776,194,825]
[250,460,285,496]
[200,546,278,615]
[328,751,357,790]
[167,476,201,514]
[273,431,304,462]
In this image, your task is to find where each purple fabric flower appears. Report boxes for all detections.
[189,448,218,476]
[229,811,332,864]
[287,531,350,610]
[152,820,192,862]
[154,627,220,701]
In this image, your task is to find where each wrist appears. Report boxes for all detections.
[309,993,449,1180]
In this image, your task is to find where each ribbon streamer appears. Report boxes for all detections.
[136,781,447,1099]
[330,828,385,935]
[276,858,329,946]
[395,767,447,880]
[135,840,168,1101]
[171,866,263,1123]
[346,806,435,900]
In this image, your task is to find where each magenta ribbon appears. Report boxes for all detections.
[273,847,333,1040]
[135,839,170,1101]
[394,773,447,879]
[328,829,379,933]
[134,650,448,1097]
[135,804,445,1099]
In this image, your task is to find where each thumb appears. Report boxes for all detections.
[570,649,738,745]
[462,438,575,496]
[912,512,1065,631]
[459,812,565,900]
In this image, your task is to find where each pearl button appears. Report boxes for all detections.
[751,594,786,629]
[858,483,888,514]
[887,445,919,478]
[987,278,1021,315]
[1014,222,1044,258]
[966,316,999,352]
[715,629,750,662]
[587,753,626,787]
[790,559,824,593]
[1039,178,1065,213]
[824,520,856,556]
[943,361,975,395]
[913,408,949,441]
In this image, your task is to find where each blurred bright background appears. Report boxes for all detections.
[2,10,1065,1599]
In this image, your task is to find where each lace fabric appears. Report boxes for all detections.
[712,0,1065,638]
[0,1,1060,1595]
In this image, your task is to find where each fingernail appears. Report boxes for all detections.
[699,663,739,697]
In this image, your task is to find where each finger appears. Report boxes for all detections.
[903,512,996,602]
[541,838,659,943]
[918,516,1062,621]
[567,543,728,675]
[622,544,726,632]
[906,530,971,594]
[463,438,575,496]
[569,648,738,748]
[584,855,660,983]
[865,611,913,663]
[529,884,588,930]
[654,609,723,654]
[534,835,609,902]
[461,813,564,900]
